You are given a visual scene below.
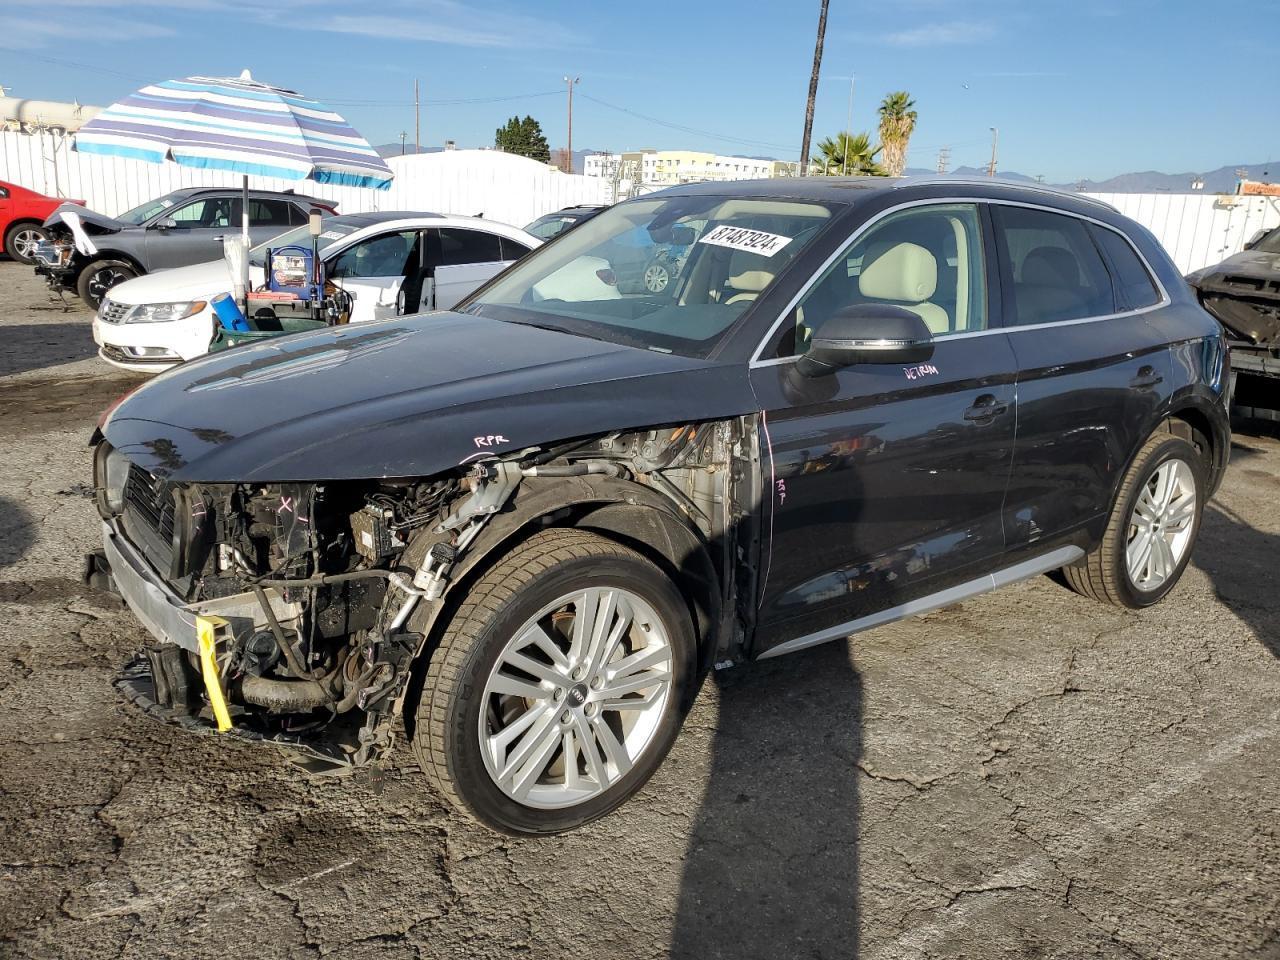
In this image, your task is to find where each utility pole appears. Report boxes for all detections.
[563,76,580,173]
[414,79,420,155]
[398,131,407,156]
[936,146,950,175]
[799,0,829,177]
[842,74,854,176]
[987,127,998,178]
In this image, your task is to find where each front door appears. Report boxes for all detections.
[145,195,237,269]
[990,204,1173,550]
[749,202,1018,655]
[326,229,420,324]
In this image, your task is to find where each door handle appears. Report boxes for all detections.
[1130,365,1164,389]
[963,394,1008,422]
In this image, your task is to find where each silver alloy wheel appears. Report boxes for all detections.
[643,263,669,293]
[1126,458,1197,590]
[478,586,673,809]
[11,228,43,261]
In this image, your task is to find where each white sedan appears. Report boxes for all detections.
[92,212,541,372]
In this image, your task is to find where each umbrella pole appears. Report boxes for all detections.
[241,174,250,315]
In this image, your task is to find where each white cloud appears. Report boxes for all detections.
[2,15,173,49]
[880,21,996,46]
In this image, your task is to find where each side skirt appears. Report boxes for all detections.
[755,545,1085,660]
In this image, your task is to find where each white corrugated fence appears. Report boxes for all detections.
[0,131,609,229]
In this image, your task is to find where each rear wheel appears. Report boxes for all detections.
[4,223,48,264]
[76,260,137,309]
[412,528,695,834]
[1062,425,1206,608]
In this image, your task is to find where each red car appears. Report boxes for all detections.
[0,180,84,264]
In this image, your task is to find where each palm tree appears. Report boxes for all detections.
[811,131,885,176]
[877,91,917,177]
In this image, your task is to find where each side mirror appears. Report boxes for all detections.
[796,304,935,378]
[154,217,177,231]
[1243,228,1268,251]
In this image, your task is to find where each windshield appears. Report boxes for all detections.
[116,193,183,225]
[1255,227,1280,255]
[525,214,579,240]
[248,221,360,265]
[467,195,836,357]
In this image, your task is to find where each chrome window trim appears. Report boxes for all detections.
[748,196,1172,368]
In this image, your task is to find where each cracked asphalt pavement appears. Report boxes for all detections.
[0,260,1277,959]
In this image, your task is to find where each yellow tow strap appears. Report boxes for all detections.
[195,615,232,732]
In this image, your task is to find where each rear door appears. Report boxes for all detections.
[242,198,299,247]
[750,202,1020,654]
[424,228,527,310]
[327,229,420,323]
[992,204,1172,549]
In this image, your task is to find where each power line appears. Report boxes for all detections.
[577,92,795,152]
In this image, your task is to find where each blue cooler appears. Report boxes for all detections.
[210,292,250,331]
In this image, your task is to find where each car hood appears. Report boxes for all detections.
[106,258,250,305]
[101,312,756,482]
[1190,249,1280,289]
[43,203,129,233]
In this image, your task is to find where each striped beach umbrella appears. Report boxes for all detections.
[73,70,392,310]
[73,70,393,190]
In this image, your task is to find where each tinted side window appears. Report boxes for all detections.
[438,228,505,266]
[778,203,988,356]
[1090,225,1160,310]
[994,206,1114,325]
[500,237,531,261]
[329,230,417,279]
[169,198,234,227]
[247,198,296,228]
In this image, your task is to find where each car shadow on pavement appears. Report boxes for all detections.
[0,494,35,572]
[669,641,862,959]
[1194,502,1280,659]
[0,323,97,378]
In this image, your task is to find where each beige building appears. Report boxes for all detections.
[585,150,799,187]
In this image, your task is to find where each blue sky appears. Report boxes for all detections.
[3,0,1276,182]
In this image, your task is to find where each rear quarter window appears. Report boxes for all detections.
[1089,225,1162,310]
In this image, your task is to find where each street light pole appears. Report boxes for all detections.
[563,76,580,173]
[843,74,854,176]
[799,0,829,176]
[987,126,999,178]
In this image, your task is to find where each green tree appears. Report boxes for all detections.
[877,91,917,177]
[810,131,884,176]
[495,115,551,164]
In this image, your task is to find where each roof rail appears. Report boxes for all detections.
[895,176,1118,212]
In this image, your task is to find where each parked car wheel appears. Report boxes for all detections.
[1062,424,1206,608]
[77,260,137,309]
[4,223,48,264]
[643,262,670,293]
[412,528,695,834]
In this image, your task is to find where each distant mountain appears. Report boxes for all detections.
[904,161,1277,194]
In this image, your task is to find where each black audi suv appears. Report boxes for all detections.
[86,177,1229,833]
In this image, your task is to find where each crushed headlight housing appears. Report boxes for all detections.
[123,300,207,323]
[93,443,131,516]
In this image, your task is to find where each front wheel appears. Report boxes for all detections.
[412,528,695,834]
[76,260,137,310]
[1062,425,1206,608]
[4,223,48,264]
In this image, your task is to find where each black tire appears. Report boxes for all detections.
[4,222,48,264]
[76,260,137,309]
[1062,423,1207,608]
[412,528,695,834]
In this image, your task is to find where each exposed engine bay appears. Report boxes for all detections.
[90,420,757,773]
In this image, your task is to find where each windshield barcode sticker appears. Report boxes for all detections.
[698,225,793,257]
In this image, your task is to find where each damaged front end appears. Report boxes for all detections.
[90,419,752,774]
